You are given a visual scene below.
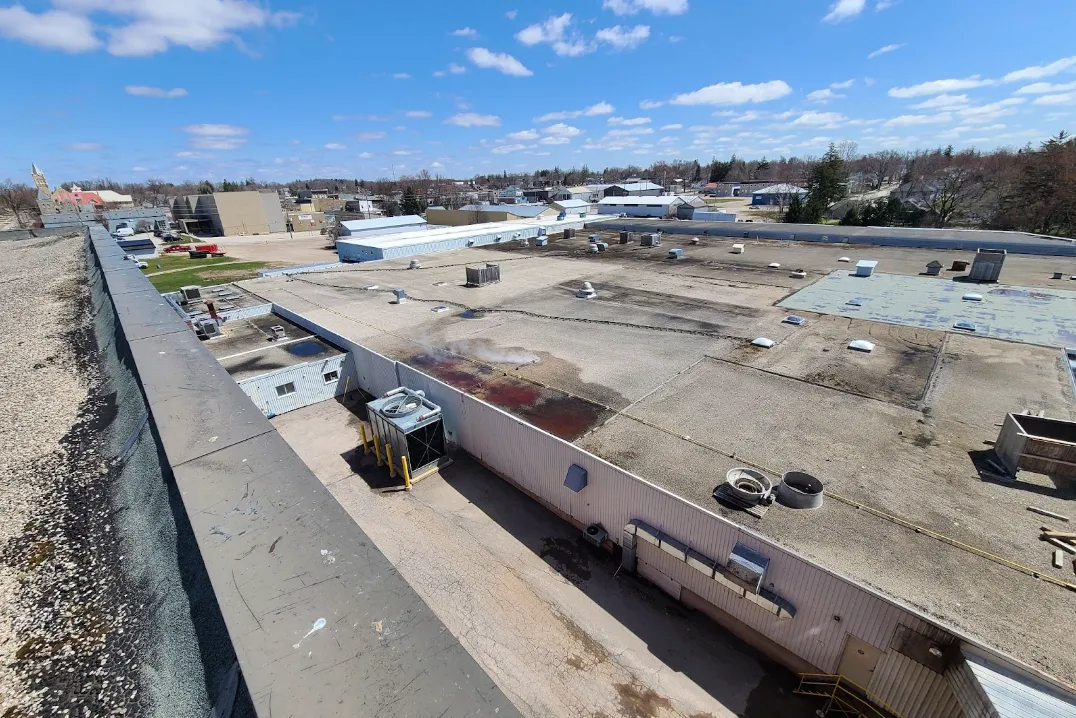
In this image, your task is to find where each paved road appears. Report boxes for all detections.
[273,399,821,718]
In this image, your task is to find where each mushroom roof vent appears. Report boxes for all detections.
[849,339,875,352]
[751,337,775,348]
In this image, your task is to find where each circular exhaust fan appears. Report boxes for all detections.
[381,394,423,417]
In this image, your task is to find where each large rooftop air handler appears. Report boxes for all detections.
[366,388,450,481]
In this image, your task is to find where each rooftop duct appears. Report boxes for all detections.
[777,471,824,509]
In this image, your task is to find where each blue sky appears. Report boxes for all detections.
[2,0,1075,185]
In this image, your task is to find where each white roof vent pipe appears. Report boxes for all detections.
[577,281,597,299]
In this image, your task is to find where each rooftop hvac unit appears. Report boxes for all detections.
[366,388,451,480]
[180,285,201,302]
[968,248,1006,282]
[465,263,500,287]
[640,233,662,247]
[195,319,220,339]
[270,325,286,340]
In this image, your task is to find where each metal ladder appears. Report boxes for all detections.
[794,674,907,718]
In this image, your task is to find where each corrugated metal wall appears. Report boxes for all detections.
[946,658,995,718]
[269,306,976,718]
[237,354,348,416]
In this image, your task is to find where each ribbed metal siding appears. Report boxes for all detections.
[220,303,273,322]
[394,364,467,447]
[946,658,995,718]
[870,649,964,718]
[238,354,347,416]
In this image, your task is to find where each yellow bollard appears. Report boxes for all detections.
[386,444,396,479]
[373,435,383,466]
[401,456,412,490]
[360,424,370,455]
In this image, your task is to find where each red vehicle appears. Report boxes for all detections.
[190,244,227,258]
[163,244,191,253]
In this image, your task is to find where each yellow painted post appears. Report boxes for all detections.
[359,424,370,454]
[401,456,412,490]
[386,444,396,478]
[373,435,383,466]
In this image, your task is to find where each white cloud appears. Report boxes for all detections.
[446,112,501,127]
[355,131,386,141]
[66,142,103,150]
[0,5,100,52]
[466,47,532,76]
[1034,92,1076,106]
[868,43,902,59]
[830,79,855,89]
[392,150,415,156]
[182,123,249,150]
[670,80,792,106]
[432,70,445,78]
[507,129,540,140]
[392,72,411,80]
[491,143,530,154]
[608,116,651,126]
[602,0,688,15]
[956,97,1024,122]
[807,88,843,103]
[791,111,847,127]
[540,136,570,145]
[595,24,650,50]
[323,143,346,150]
[543,122,583,137]
[607,127,653,137]
[451,27,477,38]
[639,99,663,109]
[124,84,187,98]
[448,63,467,74]
[505,9,517,19]
[888,75,994,98]
[535,101,614,121]
[1003,56,1076,83]
[910,94,969,109]
[430,161,444,168]
[357,152,373,159]
[405,110,432,118]
[1016,81,1076,95]
[13,0,301,57]
[884,112,952,127]
[515,12,594,55]
[823,0,866,23]
[660,123,682,130]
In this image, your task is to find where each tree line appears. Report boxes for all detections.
[1,133,1073,237]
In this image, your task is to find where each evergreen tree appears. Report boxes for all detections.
[784,193,805,223]
[400,187,425,215]
[803,144,848,222]
[708,156,733,183]
[198,180,214,194]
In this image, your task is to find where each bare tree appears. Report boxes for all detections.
[834,140,860,164]
[863,150,902,190]
[0,180,38,229]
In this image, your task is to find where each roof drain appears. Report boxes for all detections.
[724,468,773,506]
[777,471,824,509]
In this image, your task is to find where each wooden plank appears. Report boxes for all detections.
[1041,529,1076,541]
[1044,536,1076,555]
[1054,550,1065,569]
[1028,506,1071,522]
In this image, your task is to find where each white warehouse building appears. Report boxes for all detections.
[598,195,689,218]
[336,216,603,262]
[337,214,428,238]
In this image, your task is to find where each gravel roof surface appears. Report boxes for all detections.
[0,233,145,715]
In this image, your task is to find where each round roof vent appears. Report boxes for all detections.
[725,468,773,506]
[777,471,824,509]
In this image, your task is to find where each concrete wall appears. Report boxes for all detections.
[88,225,519,717]
[206,191,278,236]
[425,209,515,226]
[260,192,286,233]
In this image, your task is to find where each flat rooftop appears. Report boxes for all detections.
[240,231,1076,685]
[182,282,267,318]
[202,313,343,381]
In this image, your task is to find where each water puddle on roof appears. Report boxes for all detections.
[285,339,329,357]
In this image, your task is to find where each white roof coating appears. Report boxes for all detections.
[753,183,808,195]
[337,216,610,251]
[552,199,591,209]
[340,215,427,232]
[599,196,685,207]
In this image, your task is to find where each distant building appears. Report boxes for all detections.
[523,187,554,203]
[603,181,664,198]
[750,183,808,206]
[337,215,428,238]
[32,163,165,231]
[550,199,595,218]
[171,191,286,236]
[426,204,558,226]
[673,195,709,219]
[497,186,525,204]
[552,186,602,203]
[598,195,688,218]
[286,211,326,232]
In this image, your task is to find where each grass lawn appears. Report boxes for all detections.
[703,197,746,205]
[141,255,236,273]
[148,261,272,293]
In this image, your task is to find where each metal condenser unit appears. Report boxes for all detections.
[366,388,450,480]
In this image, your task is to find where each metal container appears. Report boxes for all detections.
[777,471,824,509]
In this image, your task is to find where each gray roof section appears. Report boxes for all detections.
[779,270,1076,347]
[87,225,520,718]
[590,218,1076,257]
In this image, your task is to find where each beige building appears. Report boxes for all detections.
[171,191,286,236]
[286,211,326,232]
[426,204,558,226]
